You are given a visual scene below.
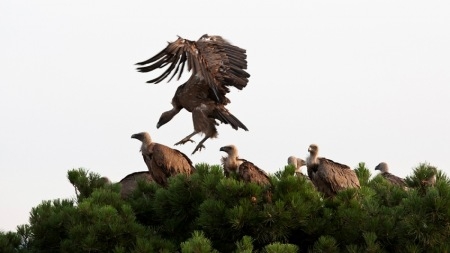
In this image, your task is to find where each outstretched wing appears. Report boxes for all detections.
[195,35,250,92]
[136,34,250,103]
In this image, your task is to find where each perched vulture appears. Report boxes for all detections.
[131,132,195,187]
[422,167,437,187]
[287,156,307,177]
[100,176,112,185]
[119,171,154,198]
[220,145,271,186]
[374,162,407,188]
[136,34,250,154]
[306,144,360,197]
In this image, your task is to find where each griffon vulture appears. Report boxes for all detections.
[100,176,112,185]
[422,167,437,187]
[306,144,360,197]
[220,145,271,186]
[131,132,195,187]
[136,34,250,154]
[119,171,154,198]
[374,162,407,188]
[287,156,307,177]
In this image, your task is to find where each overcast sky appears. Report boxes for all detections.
[1,1,449,232]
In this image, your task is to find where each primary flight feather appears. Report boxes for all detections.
[136,34,250,154]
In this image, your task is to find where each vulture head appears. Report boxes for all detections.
[220,145,239,157]
[100,176,112,185]
[220,144,244,174]
[287,156,306,173]
[131,132,152,151]
[131,132,151,142]
[198,34,227,43]
[198,34,210,41]
[421,167,437,187]
[422,174,437,187]
[374,162,389,173]
[308,144,319,156]
[306,144,320,167]
[156,111,173,129]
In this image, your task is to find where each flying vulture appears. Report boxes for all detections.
[119,171,154,198]
[131,132,195,187]
[136,34,250,154]
[287,156,307,177]
[374,162,407,188]
[306,144,360,197]
[220,145,271,186]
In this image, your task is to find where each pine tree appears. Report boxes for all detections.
[2,162,450,252]
[180,231,219,253]
[0,230,26,253]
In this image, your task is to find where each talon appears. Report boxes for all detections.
[175,138,195,146]
[192,144,206,154]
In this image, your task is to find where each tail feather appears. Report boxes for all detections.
[214,109,248,131]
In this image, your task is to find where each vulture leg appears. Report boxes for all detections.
[191,136,209,154]
[174,131,198,146]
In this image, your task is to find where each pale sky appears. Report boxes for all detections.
[1,1,449,232]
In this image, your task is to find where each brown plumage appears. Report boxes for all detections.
[287,156,307,177]
[100,176,112,185]
[306,144,360,197]
[374,162,407,188]
[119,171,154,198]
[136,34,250,154]
[131,132,195,187]
[220,145,271,186]
[422,167,437,187]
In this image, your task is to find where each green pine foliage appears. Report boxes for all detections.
[263,242,299,253]
[354,162,371,186]
[0,230,24,253]
[1,163,450,252]
[67,168,113,202]
[234,236,254,253]
[181,231,219,253]
[312,235,339,253]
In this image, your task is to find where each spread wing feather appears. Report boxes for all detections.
[136,35,250,103]
[213,108,248,131]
